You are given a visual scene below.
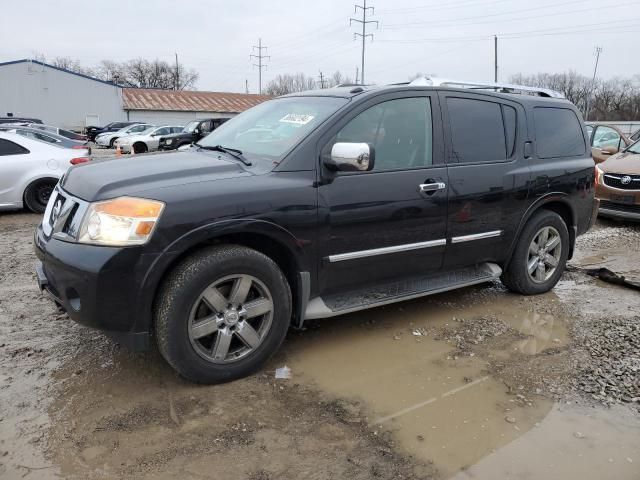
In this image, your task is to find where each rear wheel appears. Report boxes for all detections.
[501,210,569,295]
[24,179,56,213]
[155,245,291,384]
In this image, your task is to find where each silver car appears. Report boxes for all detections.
[95,123,154,148]
[115,125,184,153]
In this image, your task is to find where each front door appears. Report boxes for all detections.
[0,138,31,206]
[318,93,448,295]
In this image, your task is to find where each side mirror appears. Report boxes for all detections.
[325,142,375,172]
[194,128,200,135]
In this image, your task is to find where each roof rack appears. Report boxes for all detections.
[406,76,565,99]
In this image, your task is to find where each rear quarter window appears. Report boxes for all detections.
[534,107,586,158]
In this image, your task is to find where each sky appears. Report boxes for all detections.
[2,0,638,93]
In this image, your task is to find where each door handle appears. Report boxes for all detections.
[419,182,446,193]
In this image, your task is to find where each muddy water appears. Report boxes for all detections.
[285,286,638,479]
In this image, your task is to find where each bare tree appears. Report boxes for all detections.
[265,71,354,95]
[509,71,640,121]
[32,55,199,90]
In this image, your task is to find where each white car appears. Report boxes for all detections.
[95,123,153,148]
[115,125,184,154]
[0,131,88,213]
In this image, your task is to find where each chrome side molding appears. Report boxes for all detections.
[451,230,503,244]
[328,239,446,263]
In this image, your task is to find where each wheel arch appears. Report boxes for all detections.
[22,174,61,202]
[506,194,577,268]
[138,220,310,335]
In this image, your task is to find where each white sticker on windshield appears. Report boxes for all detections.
[279,113,315,125]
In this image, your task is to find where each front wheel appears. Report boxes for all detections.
[501,210,569,295]
[155,245,291,384]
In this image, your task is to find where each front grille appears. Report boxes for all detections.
[603,173,640,190]
[600,200,640,214]
[43,188,82,239]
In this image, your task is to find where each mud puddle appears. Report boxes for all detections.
[284,286,638,478]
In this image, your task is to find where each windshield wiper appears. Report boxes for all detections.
[195,144,252,166]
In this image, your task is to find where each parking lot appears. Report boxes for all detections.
[1,211,638,479]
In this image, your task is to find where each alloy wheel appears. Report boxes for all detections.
[527,226,562,283]
[188,274,274,364]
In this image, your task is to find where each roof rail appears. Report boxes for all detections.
[407,76,565,99]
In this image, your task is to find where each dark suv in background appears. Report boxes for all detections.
[158,117,230,150]
[86,121,142,141]
[34,78,597,384]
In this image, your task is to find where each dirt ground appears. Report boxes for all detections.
[0,212,639,479]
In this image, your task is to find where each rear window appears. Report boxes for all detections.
[0,138,29,155]
[447,97,508,163]
[534,107,586,158]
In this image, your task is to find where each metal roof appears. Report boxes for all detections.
[122,88,272,113]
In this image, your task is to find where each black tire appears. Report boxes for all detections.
[501,210,569,295]
[109,137,118,148]
[155,245,292,384]
[132,142,147,154]
[23,179,56,213]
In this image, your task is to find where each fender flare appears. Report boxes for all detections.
[505,193,577,267]
[133,219,306,333]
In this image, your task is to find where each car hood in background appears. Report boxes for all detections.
[61,150,251,202]
[599,150,640,174]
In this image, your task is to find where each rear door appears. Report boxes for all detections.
[439,92,530,269]
[591,125,627,164]
[318,91,449,294]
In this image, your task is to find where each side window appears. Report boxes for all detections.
[585,125,594,142]
[0,138,29,156]
[130,125,147,133]
[534,107,586,158]
[329,97,433,171]
[171,127,182,133]
[592,126,622,150]
[154,127,170,136]
[503,105,517,157]
[200,121,212,133]
[446,97,508,163]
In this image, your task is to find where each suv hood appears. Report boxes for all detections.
[62,150,250,201]
[599,150,640,174]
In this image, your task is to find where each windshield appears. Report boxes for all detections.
[184,120,200,133]
[198,96,348,162]
[626,139,640,154]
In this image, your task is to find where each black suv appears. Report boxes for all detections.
[34,80,597,383]
[158,118,230,150]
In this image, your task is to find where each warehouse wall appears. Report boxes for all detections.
[126,110,237,126]
[0,61,125,130]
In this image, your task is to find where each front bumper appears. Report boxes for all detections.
[95,137,112,147]
[598,202,640,222]
[34,224,161,351]
[115,143,132,153]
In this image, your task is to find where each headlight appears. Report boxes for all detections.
[595,165,604,185]
[78,197,165,246]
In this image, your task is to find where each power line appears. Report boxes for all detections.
[250,38,270,94]
[350,0,378,85]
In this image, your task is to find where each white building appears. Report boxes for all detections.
[0,59,270,130]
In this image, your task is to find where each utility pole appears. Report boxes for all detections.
[175,52,179,90]
[318,71,326,89]
[494,36,498,83]
[250,38,270,94]
[355,66,359,84]
[584,46,602,121]
[350,0,378,85]
[245,79,249,94]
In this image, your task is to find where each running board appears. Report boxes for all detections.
[304,263,502,320]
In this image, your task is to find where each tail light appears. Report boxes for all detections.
[70,157,90,165]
